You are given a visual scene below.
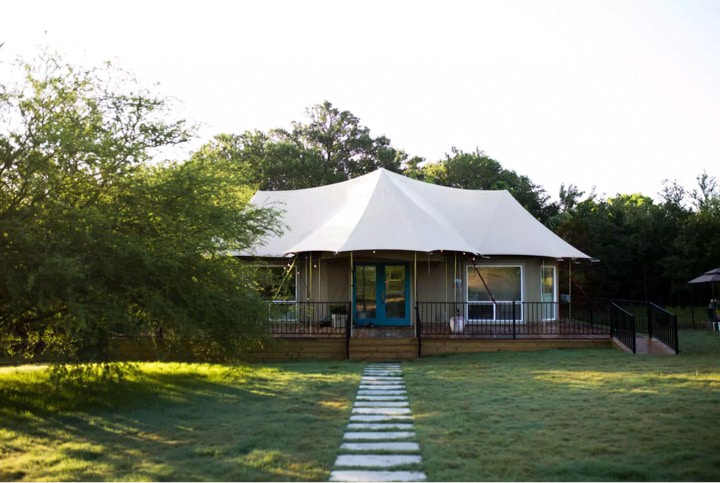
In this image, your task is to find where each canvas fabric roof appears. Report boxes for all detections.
[244,168,591,259]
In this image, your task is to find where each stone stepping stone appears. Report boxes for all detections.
[350,414,413,422]
[344,431,415,440]
[330,470,426,482]
[360,381,404,386]
[347,423,415,431]
[360,378,403,386]
[354,401,409,407]
[340,442,420,452]
[358,390,406,396]
[331,470,425,482]
[360,383,405,388]
[356,396,407,402]
[335,454,422,468]
[358,383,405,391]
[353,407,412,415]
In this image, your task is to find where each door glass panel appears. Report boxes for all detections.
[356,265,377,321]
[384,265,406,319]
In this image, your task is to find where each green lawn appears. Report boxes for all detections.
[2,331,720,481]
[405,329,720,481]
[0,361,361,481]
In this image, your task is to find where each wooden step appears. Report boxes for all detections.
[349,338,418,361]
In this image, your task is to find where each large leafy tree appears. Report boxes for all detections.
[0,54,277,362]
[195,101,406,191]
[408,148,554,222]
[276,100,404,180]
[550,174,720,305]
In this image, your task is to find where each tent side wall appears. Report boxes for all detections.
[246,251,560,308]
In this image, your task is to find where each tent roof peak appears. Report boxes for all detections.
[245,168,592,259]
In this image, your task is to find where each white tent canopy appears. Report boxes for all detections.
[244,168,591,259]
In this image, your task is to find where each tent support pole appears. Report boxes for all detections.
[415,251,421,358]
[454,252,457,303]
[568,259,572,323]
[414,251,418,323]
[445,252,448,303]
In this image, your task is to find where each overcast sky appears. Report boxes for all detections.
[2,0,719,200]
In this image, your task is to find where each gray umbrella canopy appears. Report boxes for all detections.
[688,268,720,297]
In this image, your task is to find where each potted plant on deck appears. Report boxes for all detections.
[330,304,348,329]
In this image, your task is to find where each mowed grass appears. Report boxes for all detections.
[0,361,361,481]
[3,331,720,482]
[404,330,720,481]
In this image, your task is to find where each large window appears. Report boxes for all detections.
[467,265,522,322]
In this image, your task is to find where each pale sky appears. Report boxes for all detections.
[2,0,719,201]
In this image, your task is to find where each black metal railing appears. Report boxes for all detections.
[265,301,350,336]
[610,302,636,353]
[603,298,679,354]
[648,302,679,354]
[416,301,611,338]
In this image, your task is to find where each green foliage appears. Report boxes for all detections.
[410,147,554,222]
[550,175,720,304]
[0,54,278,363]
[194,100,405,190]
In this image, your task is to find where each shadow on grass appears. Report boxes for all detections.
[0,361,362,481]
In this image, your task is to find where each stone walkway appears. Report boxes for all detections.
[330,363,427,482]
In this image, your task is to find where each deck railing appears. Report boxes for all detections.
[416,301,611,338]
[610,302,636,353]
[598,298,679,354]
[648,302,679,354]
[264,300,675,354]
[265,301,350,336]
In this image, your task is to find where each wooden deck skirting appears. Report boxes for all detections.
[106,332,673,362]
[422,337,612,356]
[107,334,616,362]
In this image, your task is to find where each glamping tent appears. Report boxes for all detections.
[243,168,591,328]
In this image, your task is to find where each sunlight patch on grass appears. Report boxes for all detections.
[0,365,47,374]
[534,369,720,393]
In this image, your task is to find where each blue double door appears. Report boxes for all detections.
[354,263,410,327]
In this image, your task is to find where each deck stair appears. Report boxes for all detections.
[349,338,418,361]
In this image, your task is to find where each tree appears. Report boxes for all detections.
[0,54,277,363]
[194,101,406,191]
[277,100,404,181]
[408,148,554,222]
